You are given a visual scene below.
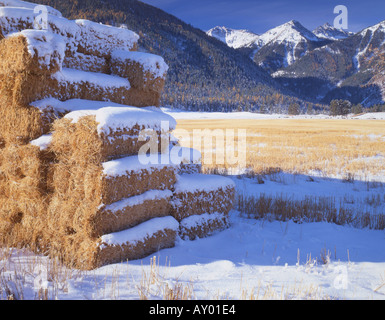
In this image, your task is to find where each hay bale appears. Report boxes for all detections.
[0,143,54,194]
[170,174,236,222]
[101,155,179,204]
[179,163,202,174]
[0,142,54,251]
[48,153,179,240]
[63,52,109,74]
[0,97,57,144]
[75,19,138,58]
[52,106,177,163]
[49,216,179,270]
[93,190,173,237]
[1,66,157,107]
[110,50,168,93]
[3,68,160,107]
[0,30,65,75]
[0,7,138,58]
[170,147,202,174]
[49,189,173,239]
[0,29,63,109]
[179,212,230,241]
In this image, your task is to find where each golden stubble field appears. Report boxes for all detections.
[175,119,385,180]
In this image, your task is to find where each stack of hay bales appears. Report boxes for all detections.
[47,106,182,270]
[0,5,167,110]
[171,174,235,240]
[0,0,235,270]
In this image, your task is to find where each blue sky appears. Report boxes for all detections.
[140,0,385,34]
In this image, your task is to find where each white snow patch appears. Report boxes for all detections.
[8,29,66,68]
[100,216,179,248]
[53,68,131,89]
[103,189,173,214]
[64,106,176,135]
[174,173,235,193]
[29,134,52,150]
[111,50,168,78]
[102,154,179,177]
[0,0,62,17]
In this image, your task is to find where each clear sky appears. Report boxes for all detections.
[140,0,385,34]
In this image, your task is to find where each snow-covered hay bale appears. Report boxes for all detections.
[102,157,178,204]
[171,147,202,174]
[52,106,177,163]
[1,65,156,107]
[179,212,230,241]
[0,0,63,17]
[48,153,179,240]
[0,95,59,144]
[75,19,138,58]
[110,50,168,93]
[170,174,235,222]
[48,68,135,106]
[3,67,160,107]
[63,52,109,74]
[0,30,65,75]
[94,190,173,237]
[0,6,138,59]
[48,189,173,241]
[49,216,179,270]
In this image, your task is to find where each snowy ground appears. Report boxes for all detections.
[1,173,385,300]
[1,111,385,301]
[161,108,385,120]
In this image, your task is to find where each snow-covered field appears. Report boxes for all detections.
[161,108,385,121]
[1,173,385,300]
[1,111,385,301]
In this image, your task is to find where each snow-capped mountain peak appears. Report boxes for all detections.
[313,22,354,40]
[206,26,259,49]
[257,20,320,46]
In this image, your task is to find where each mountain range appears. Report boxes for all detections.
[25,0,385,111]
[208,20,385,107]
[27,0,312,113]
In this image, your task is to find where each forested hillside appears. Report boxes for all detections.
[28,0,321,112]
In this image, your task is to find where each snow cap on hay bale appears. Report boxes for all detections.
[170,174,236,222]
[110,50,168,93]
[49,216,179,270]
[75,19,139,58]
[179,212,230,241]
[52,106,177,163]
[63,52,109,74]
